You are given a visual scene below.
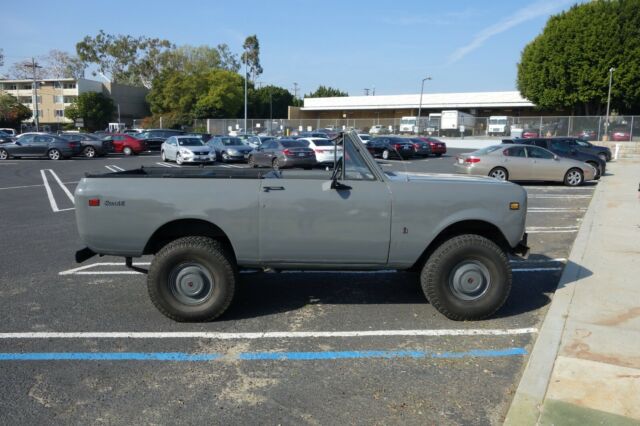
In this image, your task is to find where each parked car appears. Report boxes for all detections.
[505,138,606,178]
[550,137,611,161]
[366,137,415,160]
[73,131,529,322]
[244,135,274,149]
[206,136,254,162]
[0,133,81,160]
[610,126,631,141]
[136,129,185,150]
[454,145,597,186]
[296,137,342,166]
[369,125,389,135]
[296,131,331,139]
[161,136,215,165]
[357,134,372,144]
[0,128,16,137]
[0,130,15,144]
[103,133,147,156]
[248,139,316,170]
[409,138,432,157]
[59,132,113,158]
[184,132,213,143]
[417,137,447,156]
[522,130,539,138]
[576,129,597,141]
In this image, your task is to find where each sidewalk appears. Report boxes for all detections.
[504,158,640,426]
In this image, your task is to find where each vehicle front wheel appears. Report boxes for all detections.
[248,155,257,168]
[420,234,511,321]
[382,149,390,160]
[489,167,508,181]
[598,153,607,162]
[147,237,236,322]
[587,161,601,179]
[83,146,96,158]
[176,153,183,165]
[123,146,133,156]
[0,148,8,160]
[48,149,61,160]
[564,168,583,186]
[221,152,230,162]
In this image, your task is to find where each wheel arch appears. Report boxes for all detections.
[410,219,511,271]
[143,219,237,262]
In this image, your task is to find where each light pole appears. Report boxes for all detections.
[244,61,248,135]
[416,76,432,135]
[605,67,615,133]
[269,90,273,136]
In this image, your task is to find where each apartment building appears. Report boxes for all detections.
[0,77,149,130]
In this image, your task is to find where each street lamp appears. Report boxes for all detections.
[605,67,615,132]
[416,76,432,135]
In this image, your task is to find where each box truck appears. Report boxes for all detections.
[440,110,475,136]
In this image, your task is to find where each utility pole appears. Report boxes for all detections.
[117,104,121,124]
[605,67,615,134]
[244,61,248,134]
[269,90,273,136]
[293,82,299,100]
[416,76,432,135]
[23,58,42,132]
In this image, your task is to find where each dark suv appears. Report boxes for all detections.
[136,129,185,150]
[550,137,611,161]
[504,138,606,178]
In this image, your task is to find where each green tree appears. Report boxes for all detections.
[305,85,348,98]
[241,35,263,82]
[65,92,115,131]
[76,30,174,88]
[159,45,240,74]
[517,0,640,115]
[0,94,32,127]
[249,85,295,118]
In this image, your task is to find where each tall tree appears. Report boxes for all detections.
[7,58,48,79]
[64,92,115,131]
[44,50,86,79]
[241,35,263,82]
[517,0,640,115]
[249,85,295,118]
[305,85,348,98]
[0,93,32,127]
[76,30,174,88]
[159,45,239,74]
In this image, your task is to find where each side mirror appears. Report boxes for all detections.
[14,141,21,146]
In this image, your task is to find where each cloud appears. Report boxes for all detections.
[446,0,574,65]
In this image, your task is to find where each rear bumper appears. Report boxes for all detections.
[281,157,317,168]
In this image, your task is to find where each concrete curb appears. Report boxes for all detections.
[503,169,605,425]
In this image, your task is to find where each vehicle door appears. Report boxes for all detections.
[261,140,280,165]
[258,136,392,264]
[501,145,530,180]
[13,135,35,155]
[549,139,577,160]
[111,135,124,152]
[164,137,176,160]
[253,141,271,165]
[32,135,52,156]
[525,145,558,180]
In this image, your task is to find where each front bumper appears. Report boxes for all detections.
[180,154,216,163]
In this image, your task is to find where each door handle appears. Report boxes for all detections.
[263,186,285,192]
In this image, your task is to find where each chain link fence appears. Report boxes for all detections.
[131,115,638,141]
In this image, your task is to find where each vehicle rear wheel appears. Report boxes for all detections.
[489,167,508,181]
[587,161,601,179]
[147,237,236,322]
[272,158,280,171]
[0,148,8,160]
[382,149,390,160]
[123,146,133,156]
[48,149,61,160]
[420,234,511,321]
[248,155,257,168]
[564,168,583,186]
[83,146,96,158]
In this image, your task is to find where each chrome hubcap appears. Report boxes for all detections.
[567,171,581,185]
[85,148,95,157]
[491,169,506,180]
[0,151,6,160]
[50,150,59,160]
[169,263,214,305]
[449,260,491,301]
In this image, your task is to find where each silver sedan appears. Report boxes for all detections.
[454,145,597,186]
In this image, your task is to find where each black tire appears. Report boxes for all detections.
[598,153,607,162]
[420,234,511,321]
[435,153,442,157]
[48,149,62,160]
[489,167,509,181]
[221,152,230,163]
[248,155,257,168]
[586,161,601,179]
[83,146,96,158]
[0,148,8,160]
[147,237,236,322]
[123,146,133,156]
[564,168,583,186]
[272,158,280,170]
[161,150,166,162]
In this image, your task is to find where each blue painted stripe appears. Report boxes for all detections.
[0,347,526,361]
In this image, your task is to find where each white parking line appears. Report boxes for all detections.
[220,163,244,168]
[0,327,538,340]
[59,262,150,275]
[156,162,181,168]
[0,181,79,191]
[511,258,567,263]
[105,165,117,172]
[527,194,592,199]
[111,165,125,171]
[526,226,579,234]
[528,208,587,213]
[40,169,75,213]
[511,267,562,272]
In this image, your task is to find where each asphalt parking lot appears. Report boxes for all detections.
[0,149,597,424]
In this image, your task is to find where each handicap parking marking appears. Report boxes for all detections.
[105,165,125,172]
[40,169,75,213]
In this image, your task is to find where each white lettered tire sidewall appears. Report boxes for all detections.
[421,234,511,321]
[147,237,236,322]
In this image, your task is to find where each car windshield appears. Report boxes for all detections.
[489,119,508,125]
[281,141,308,148]
[178,138,204,146]
[472,146,503,156]
[220,138,243,146]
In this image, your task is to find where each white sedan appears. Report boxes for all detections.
[161,136,216,165]
[297,137,343,166]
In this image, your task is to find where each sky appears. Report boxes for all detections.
[0,0,580,96]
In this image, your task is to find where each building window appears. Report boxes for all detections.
[19,96,32,104]
[55,110,65,118]
[21,84,33,90]
[54,95,64,103]
[6,84,18,90]
[54,81,63,89]
[63,96,77,103]
[63,82,76,89]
